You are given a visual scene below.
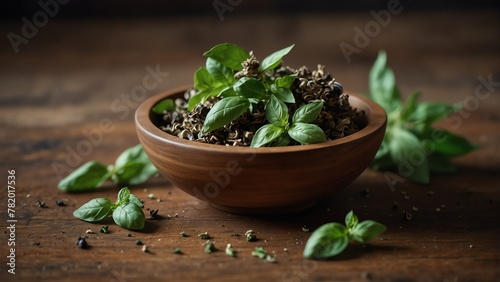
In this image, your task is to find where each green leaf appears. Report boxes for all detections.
[400,92,421,120]
[303,223,349,259]
[202,96,250,132]
[129,194,144,208]
[369,51,401,112]
[233,77,267,100]
[270,84,295,103]
[428,153,457,174]
[112,202,145,230]
[113,145,157,185]
[260,44,295,72]
[266,95,288,127]
[272,134,292,147]
[288,123,327,145]
[389,127,429,184]
[116,187,130,205]
[293,100,324,124]
[421,129,478,157]
[345,210,359,230]
[152,98,175,114]
[194,67,218,91]
[73,198,114,222]
[371,140,397,171]
[349,220,387,243]
[275,74,297,88]
[206,57,234,85]
[188,90,210,111]
[251,124,284,147]
[203,43,250,71]
[409,102,457,126]
[58,161,111,192]
[112,161,158,186]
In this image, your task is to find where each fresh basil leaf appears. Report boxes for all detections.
[73,198,114,222]
[428,153,457,174]
[270,84,295,103]
[58,161,111,192]
[400,92,421,120]
[260,44,295,72]
[194,67,218,91]
[425,129,478,157]
[349,220,386,243]
[202,96,250,132]
[272,134,292,147]
[275,74,297,88]
[288,123,327,145]
[203,43,250,71]
[293,100,324,124]
[114,144,150,169]
[112,202,145,230]
[152,98,175,114]
[188,90,210,111]
[303,223,349,259]
[266,95,288,127]
[369,51,401,112]
[206,57,234,85]
[219,86,236,98]
[371,140,397,170]
[345,210,358,230]
[129,194,144,208]
[116,187,131,205]
[250,124,284,147]
[233,77,267,100]
[389,127,429,184]
[112,161,157,186]
[409,102,457,126]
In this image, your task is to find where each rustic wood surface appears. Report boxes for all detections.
[0,10,499,282]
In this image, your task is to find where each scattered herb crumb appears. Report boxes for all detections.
[252,247,275,263]
[245,230,257,242]
[180,230,188,237]
[147,193,155,199]
[36,200,46,208]
[127,233,133,237]
[198,232,211,239]
[436,208,441,212]
[157,198,162,202]
[173,247,183,254]
[55,200,65,206]
[77,237,88,249]
[100,225,109,234]
[225,243,236,257]
[302,226,310,232]
[85,229,94,234]
[403,211,413,221]
[149,209,159,219]
[142,245,148,252]
[203,241,216,253]
[136,240,143,245]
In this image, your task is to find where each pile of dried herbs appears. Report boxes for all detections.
[155,44,366,147]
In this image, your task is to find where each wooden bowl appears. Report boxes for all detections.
[135,86,386,215]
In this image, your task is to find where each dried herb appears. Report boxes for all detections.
[135,240,143,245]
[55,200,65,206]
[154,43,365,147]
[179,231,188,237]
[36,200,46,208]
[173,247,183,254]
[225,244,236,257]
[251,246,275,263]
[245,230,257,242]
[368,51,478,184]
[58,144,157,192]
[198,232,211,239]
[73,187,145,230]
[203,241,216,253]
[149,209,159,219]
[76,237,88,249]
[303,210,386,260]
[100,225,109,233]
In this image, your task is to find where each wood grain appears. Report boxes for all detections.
[0,10,499,282]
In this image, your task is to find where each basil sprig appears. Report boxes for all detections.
[303,211,386,260]
[368,51,478,183]
[73,187,145,230]
[58,144,157,192]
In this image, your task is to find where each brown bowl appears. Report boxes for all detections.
[135,86,386,215]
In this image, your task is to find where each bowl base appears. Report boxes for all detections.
[210,202,317,215]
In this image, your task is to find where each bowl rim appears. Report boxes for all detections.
[135,85,387,154]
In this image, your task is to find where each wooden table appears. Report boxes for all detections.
[1,10,499,281]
